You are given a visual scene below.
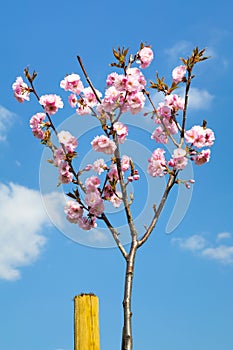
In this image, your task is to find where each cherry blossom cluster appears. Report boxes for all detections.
[100,67,146,115]
[62,152,139,230]
[12,43,215,231]
[147,59,215,179]
[148,122,215,178]
[60,67,147,117]
[151,94,184,145]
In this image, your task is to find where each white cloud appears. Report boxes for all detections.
[0,182,62,281]
[172,233,233,265]
[188,88,214,110]
[172,235,207,251]
[202,246,233,264]
[216,232,231,241]
[0,105,16,141]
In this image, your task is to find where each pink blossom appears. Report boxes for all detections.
[110,192,122,208]
[82,87,102,107]
[108,165,119,182]
[83,164,93,172]
[100,86,121,112]
[194,149,211,165]
[85,191,104,216]
[60,73,84,94]
[185,125,204,147]
[64,201,83,223]
[106,72,119,86]
[93,159,107,175]
[127,91,146,114]
[77,216,97,230]
[85,176,101,191]
[58,161,73,184]
[114,74,128,91]
[113,122,128,144]
[133,174,140,181]
[53,147,65,166]
[127,176,133,182]
[68,94,78,108]
[39,94,64,115]
[103,184,122,207]
[121,155,131,172]
[204,128,215,147]
[29,113,46,139]
[126,68,147,91]
[125,74,142,93]
[148,148,166,177]
[157,104,172,119]
[164,94,185,111]
[12,77,30,103]
[31,128,44,140]
[185,125,215,148]
[162,118,178,135]
[57,130,78,153]
[137,46,154,69]
[76,87,102,116]
[91,135,116,154]
[169,148,188,170]
[172,65,186,83]
[89,201,104,216]
[151,127,168,144]
[104,86,121,101]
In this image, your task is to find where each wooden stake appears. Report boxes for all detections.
[74,294,100,350]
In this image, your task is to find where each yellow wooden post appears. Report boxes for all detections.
[74,294,100,350]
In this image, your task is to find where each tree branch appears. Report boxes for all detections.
[137,174,176,248]
[101,213,128,259]
[113,134,138,242]
[179,69,192,146]
[77,55,102,104]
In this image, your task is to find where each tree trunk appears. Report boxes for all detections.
[121,248,137,350]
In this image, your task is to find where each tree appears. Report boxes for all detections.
[12,44,215,350]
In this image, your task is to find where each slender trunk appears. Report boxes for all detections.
[121,247,137,350]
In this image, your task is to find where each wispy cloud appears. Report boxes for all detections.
[216,232,231,241]
[172,235,207,251]
[0,182,62,281]
[0,105,16,141]
[165,41,193,62]
[188,88,214,110]
[172,232,233,265]
[202,245,233,264]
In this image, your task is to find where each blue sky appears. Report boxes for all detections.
[1,1,233,349]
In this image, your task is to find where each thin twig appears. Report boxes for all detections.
[101,213,128,259]
[137,174,176,248]
[179,69,192,146]
[77,55,102,104]
[113,131,138,241]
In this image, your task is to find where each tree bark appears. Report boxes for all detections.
[121,245,137,350]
